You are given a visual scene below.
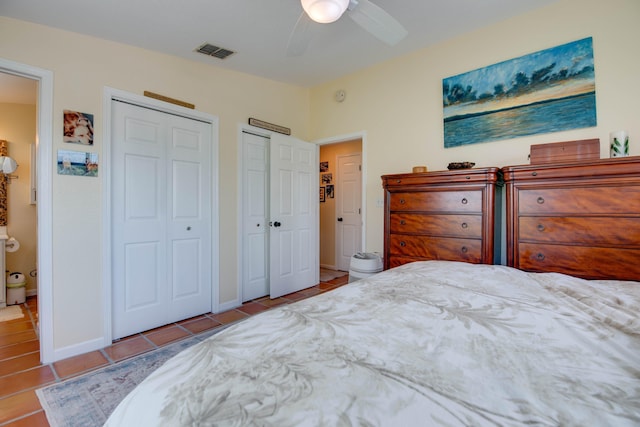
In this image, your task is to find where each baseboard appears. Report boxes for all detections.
[320,264,338,270]
[52,337,106,362]
[217,298,241,313]
[26,289,37,297]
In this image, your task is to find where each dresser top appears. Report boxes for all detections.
[502,156,640,182]
[382,167,501,187]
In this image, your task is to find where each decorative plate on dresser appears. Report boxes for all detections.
[503,156,640,281]
[381,168,501,270]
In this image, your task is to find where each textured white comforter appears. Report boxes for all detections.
[105,261,640,426]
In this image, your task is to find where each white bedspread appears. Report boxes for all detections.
[105,261,640,426]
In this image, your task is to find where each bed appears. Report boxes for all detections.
[105,260,640,426]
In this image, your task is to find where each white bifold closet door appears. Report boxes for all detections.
[111,100,212,340]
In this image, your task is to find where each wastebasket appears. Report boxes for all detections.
[6,272,26,305]
[349,252,383,283]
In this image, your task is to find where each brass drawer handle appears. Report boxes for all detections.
[537,197,545,204]
[461,222,468,229]
[537,224,545,232]
[400,220,406,225]
[532,171,538,176]
[399,199,406,205]
[461,246,468,253]
[461,198,468,205]
[400,241,406,247]
[536,253,545,261]
[396,179,402,184]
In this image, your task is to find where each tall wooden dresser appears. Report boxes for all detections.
[503,156,640,281]
[382,168,501,270]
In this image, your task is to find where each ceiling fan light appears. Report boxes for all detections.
[301,0,349,24]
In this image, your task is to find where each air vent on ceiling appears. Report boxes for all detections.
[195,43,235,59]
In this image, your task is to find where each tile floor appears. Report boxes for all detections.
[0,272,349,426]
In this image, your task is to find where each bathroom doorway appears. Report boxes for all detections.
[0,71,39,348]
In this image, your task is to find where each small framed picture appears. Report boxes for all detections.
[322,173,332,184]
[319,161,329,172]
[326,184,334,198]
[319,186,325,202]
[63,110,94,145]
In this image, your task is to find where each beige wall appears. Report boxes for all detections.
[319,139,362,269]
[1,0,638,356]
[0,103,37,294]
[309,0,640,255]
[0,16,310,351]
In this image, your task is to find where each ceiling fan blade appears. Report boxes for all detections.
[286,12,317,57]
[347,0,408,46]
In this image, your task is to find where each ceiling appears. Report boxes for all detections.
[1,0,558,91]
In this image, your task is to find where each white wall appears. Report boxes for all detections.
[309,0,640,254]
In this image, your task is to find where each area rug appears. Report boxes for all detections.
[319,268,348,282]
[37,324,230,427]
[0,305,24,322]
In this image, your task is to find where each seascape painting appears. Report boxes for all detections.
[443,37,596,148]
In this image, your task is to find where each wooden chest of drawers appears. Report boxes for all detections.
[503,157,640,281]
[382,168,500,269]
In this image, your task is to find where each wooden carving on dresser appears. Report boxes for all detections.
[381,168,501,270]
[503,156,640,281]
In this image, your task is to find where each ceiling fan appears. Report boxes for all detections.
[287,0,408,56]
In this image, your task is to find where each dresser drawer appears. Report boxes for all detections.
[519,216,640,246]
[390,213,482,238]
[389,191,482,213]
[518,186,640,214]
[388,234,482,263]
[517,243,640,280]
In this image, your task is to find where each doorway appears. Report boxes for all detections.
[238,127,319,303]
[0,59,54,363]
[319,138,363,272]
[110,99,214,339]
[104,87,220,342]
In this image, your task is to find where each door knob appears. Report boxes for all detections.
[273,221,281,227]
[337,217,343,222]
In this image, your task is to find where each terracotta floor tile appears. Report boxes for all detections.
[0,390,43,425]
[318,282,339,291]
[298,287,322,298]
[256,297,289,308]
[237,301,270,315]
[144,325,190,347]
[179,317,222,334]
[3,410,49,427]
[0,321,34,336]
[0,330,38,348]
[0,352,41,378]
[0,366,55,398]
[209,309,249,325]
[282,290,310,301]
[53,350,108,379]
[0,340,39,362]
[103,335,154,362]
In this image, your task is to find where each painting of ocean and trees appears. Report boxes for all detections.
[443,37,596,148]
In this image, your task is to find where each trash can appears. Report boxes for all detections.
[6,272,26,305]
[349,252,383,283]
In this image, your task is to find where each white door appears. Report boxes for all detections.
[241,132,269,301]
[336,153,362,271]
[112,100,212,339]
[269,133,318,298]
